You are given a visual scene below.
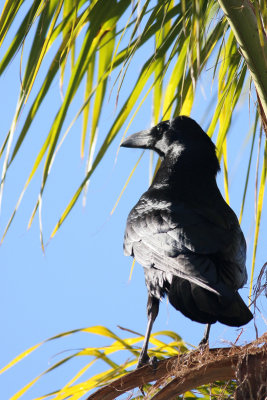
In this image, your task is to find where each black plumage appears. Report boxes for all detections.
[121,116,252,367]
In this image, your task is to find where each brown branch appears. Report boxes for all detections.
[148,354,236,400]
[235,350,267,400]
[87,332,267,400]
[86,354,180,400]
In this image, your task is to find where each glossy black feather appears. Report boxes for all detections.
[122,116,252,327]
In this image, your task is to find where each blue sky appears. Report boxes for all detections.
[0,4,266,399]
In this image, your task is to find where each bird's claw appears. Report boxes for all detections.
[137,353,150,369]
[137,354,158,370]
[137,355,158,396]
[149,355,158,370]
[198,338,209,353]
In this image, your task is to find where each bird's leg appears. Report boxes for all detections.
[137,295,159,369]
[198,323,211,349]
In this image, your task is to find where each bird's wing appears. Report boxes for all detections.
[124,195,247,293]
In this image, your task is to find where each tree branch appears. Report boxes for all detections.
[87,332,267,400]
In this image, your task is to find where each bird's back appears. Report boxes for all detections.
[124,169,251,326]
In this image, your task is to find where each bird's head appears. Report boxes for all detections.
[121,115,220,173]
[122,116,214,155]
[121,120,170,158]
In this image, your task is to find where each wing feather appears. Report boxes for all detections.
[124,192,247,293]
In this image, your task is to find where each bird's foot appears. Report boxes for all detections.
[137,353,158,370]
[137,354,158,397]
[137,352,150,369]
[198,338,209,353]
[149,355,158,370]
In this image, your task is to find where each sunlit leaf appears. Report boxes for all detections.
[249,137,267,301]
[111,151,144,215]
[239,111,259,223]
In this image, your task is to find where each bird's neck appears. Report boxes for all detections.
[152,149,218,193]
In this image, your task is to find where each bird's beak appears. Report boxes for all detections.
[120,129,152,149]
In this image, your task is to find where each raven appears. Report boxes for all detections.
[121,116,253,367]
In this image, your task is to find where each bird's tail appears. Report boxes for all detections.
[217,291,253,327]
[168,276,253,326]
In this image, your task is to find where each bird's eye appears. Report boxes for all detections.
[157,122,168,135]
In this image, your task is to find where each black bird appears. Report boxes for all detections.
[121,116,253,367]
